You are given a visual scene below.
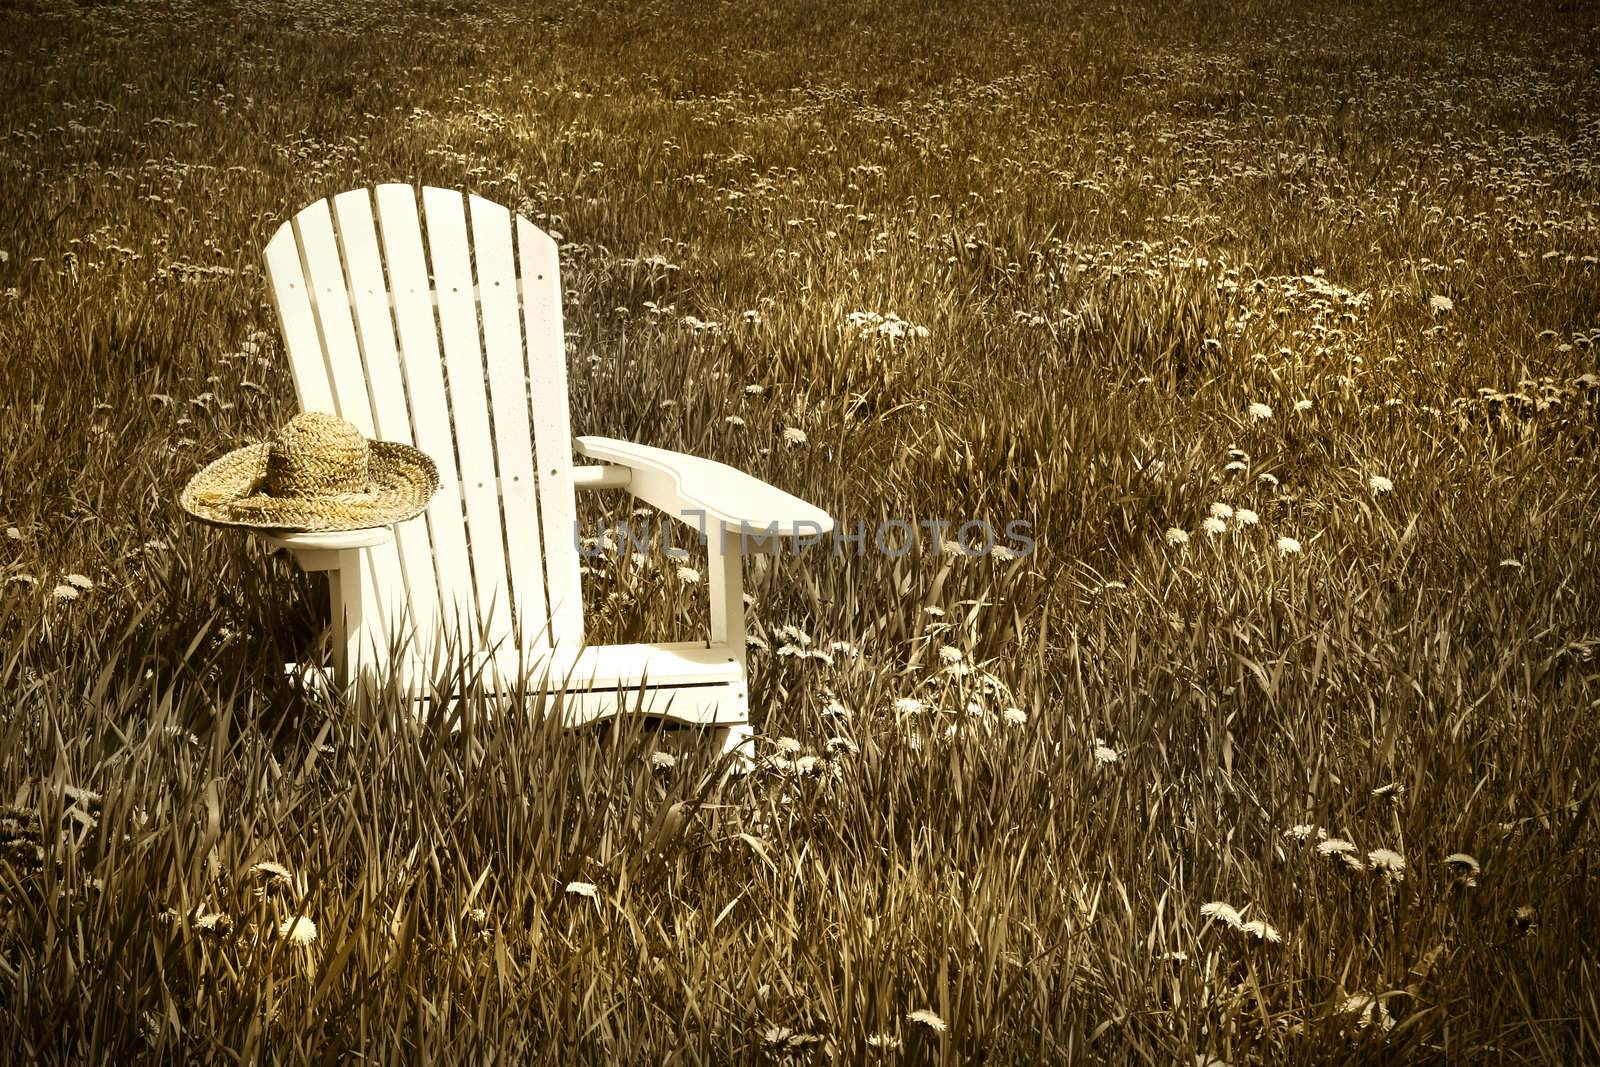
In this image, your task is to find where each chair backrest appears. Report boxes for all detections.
[262,185,584,659]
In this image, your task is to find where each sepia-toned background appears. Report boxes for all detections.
[1,0,1597,1061]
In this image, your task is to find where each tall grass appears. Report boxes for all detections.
[2,0,1598,1061]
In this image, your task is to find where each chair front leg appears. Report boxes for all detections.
[707,526,755,774]
[707,526,747,674]
[330,548,365,695]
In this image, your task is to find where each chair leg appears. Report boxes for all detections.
[708,527,755,775]
[714,721,756,777]
[330,548,365,697]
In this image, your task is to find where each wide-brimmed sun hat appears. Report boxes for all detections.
[180,412,439,532]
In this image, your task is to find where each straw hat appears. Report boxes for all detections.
[180,412,439,531]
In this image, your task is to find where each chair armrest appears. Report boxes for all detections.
[262,528,393,571]
[575,436,833,539]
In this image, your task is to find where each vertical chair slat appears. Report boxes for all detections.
[422,186,514,644]
[470,194,552,651]
[332,188,437,654]
[291,201,376,434]
[284,200,396,658]
[263,224,334,413]
[517,219,584,648]
[373,183,477,647]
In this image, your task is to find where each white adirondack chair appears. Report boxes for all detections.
[247,184,832,759]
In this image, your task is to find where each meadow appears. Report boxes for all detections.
[2,0,1599,1061]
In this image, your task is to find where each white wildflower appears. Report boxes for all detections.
[1200,901,1243,929]
[278,916,318,946]
[1367,848,1406,879]
[1284,824,1327,842]
[1340,993,1395,1031]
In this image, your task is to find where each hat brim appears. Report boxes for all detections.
[181,440,440,532]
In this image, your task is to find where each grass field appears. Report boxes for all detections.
[3,0,1599,1061]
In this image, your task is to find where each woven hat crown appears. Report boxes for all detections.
[264,412,372,498]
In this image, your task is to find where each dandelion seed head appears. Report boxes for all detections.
[906,1009,947,1032]
[1248,402,1273,421]
[1164,527,1190,546]
[1276,535,1302,555]
[1201,516,1227,536]
[1367,848,1406,878]
[1200,901,1243,928]
[278,916,318,945]
[1368,475,1394,493]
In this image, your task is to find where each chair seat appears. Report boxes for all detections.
[297,640,748,726]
